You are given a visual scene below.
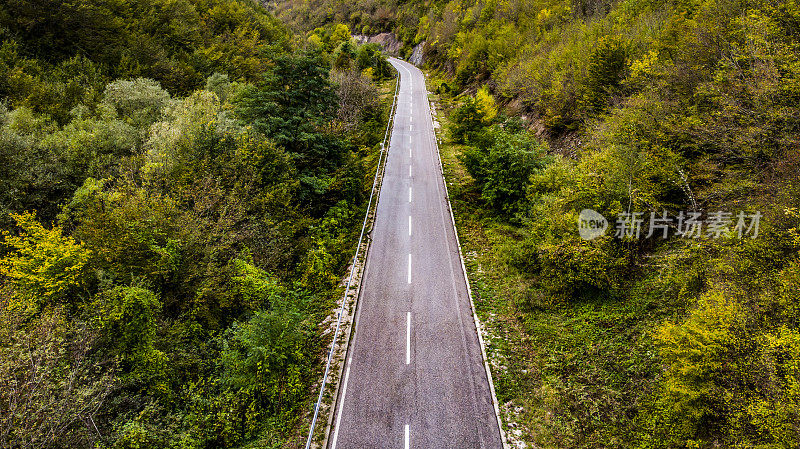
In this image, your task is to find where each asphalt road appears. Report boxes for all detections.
[327,58,503,449]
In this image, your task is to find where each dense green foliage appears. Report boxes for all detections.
[4,0,799,445]
[459,123,549,218]
[1,0,289,123]
[0,1,394,447]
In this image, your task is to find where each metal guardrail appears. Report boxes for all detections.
[304,66,400,449]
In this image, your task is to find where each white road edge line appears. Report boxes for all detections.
[407,253,412,284]
[329,357,352,449]
[406,312,411,365]
[404,424,410,449]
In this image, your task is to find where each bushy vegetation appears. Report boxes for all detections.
[0,1,394,447]
[459,122,549,219]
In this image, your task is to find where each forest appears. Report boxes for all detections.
[3,0,800,446]
[0,0,394,447]
[275,0,800,447]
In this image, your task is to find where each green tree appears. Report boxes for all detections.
[236,50,350,178]
[450,96,487,144]
[205,72,232,103]
[460,126,549,217]
[583,35,628,113]
[332,39,357,70]
[101,78,171,128]
[220,280,311,414]
[94,286,166,383]
[355,43,392,80]
[0,212,91,314]
[329,23,352,50]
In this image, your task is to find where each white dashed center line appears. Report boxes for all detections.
[407,253,412,284]
[406,312,411,364]
[404,424,410,449]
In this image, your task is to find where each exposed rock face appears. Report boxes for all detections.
[409,41,425,66]
[353,32,402,56]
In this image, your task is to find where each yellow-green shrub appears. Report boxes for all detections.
[0,212,91,314]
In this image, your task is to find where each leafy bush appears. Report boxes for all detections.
[101,78,171,128]
[94,286,166,384]
[0,212,91,314]
[651,289,744,443]
[220,283,312,415]
[460,125,549,217]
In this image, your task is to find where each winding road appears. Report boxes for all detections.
[327,58,504,448]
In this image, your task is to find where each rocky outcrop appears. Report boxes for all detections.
[409,41,425,66]
[353,32,402,56]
